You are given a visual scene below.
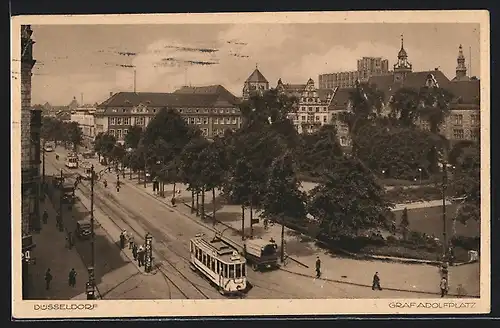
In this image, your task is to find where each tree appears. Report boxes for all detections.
[341,81,385,135]
[298,125,343,177]
[110,143,126,169]
[64,121,84,152]
[198,138,228,225]
[307,156,393,238]
[261,151,307,261]
[417,86,454,134]
[94,133,116,163]
[124,125,143,150]
[400,207,409,240]
[179,137,210,216]
[389,87,420,127]
[450,146,480,224]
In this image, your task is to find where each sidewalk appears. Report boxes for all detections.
[25,196,91,300]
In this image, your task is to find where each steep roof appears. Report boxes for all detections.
[246,68,268,83]
[368,70,451,102]
[317,88,335,102]
[448,79,480,105]
[328,87,355,111]
[174,84,240,104]
[97,91,240,114]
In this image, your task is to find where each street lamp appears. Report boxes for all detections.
[418,168,422,185]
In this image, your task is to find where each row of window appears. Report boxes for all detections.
[109,107,239,115]
[291,115,328,123]
[451,114,480,126]
[109,117,132,126]
[183,116,239,125]
[192,246,246,279]
[453,128,479,141]
[300,97,322,103]
[298,106,328,112]
[108,129,128,139]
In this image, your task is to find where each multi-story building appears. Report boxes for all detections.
[319,56,390,89]
[70,106,96,147]
[277,78,335,134]
[20,24,38,298]
[242,66,269,100]
[94,85,242,141]
[332,38,481,144]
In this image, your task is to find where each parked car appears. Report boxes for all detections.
[75,219,92,239]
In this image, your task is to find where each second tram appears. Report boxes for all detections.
[189,234,247,296]
[65,155,79,169]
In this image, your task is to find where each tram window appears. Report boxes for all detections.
[211,259,216,271]
[222,264,228,278]
[202,254,206,265]
[242,263,246,276]
[229,265,235,279]
[216,260,220,274]
[235,264,241,278]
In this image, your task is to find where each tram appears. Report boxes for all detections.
[189,233,248,296]
[65,155,79,169]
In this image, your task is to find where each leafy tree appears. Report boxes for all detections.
[389,87,420,127]
[110,143,126,168]
[41,116,65,146]
[198,138,228,225]
[400,207,410,240]
[94,133,116,163]
[64,121,83,152]
[417,86,454,134]
[179,137,210,216]
[341,81,385,135]
[298,125,343,177]
[261,151,307,260]
[448,140,477,166]
[450,146,480,224]
[353,122,445,180]
[307,155,393,238]
[124,125,143,150]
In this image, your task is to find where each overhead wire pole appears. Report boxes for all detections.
[89,164,96,299]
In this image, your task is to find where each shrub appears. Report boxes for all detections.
[451,236,480,252]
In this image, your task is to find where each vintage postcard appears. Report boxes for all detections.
[11,10,490,319]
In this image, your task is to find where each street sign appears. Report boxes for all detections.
[145,233,153,273]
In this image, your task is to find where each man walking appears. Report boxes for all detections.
[132,243,138,261]
[119,231,126,249]
[137,245,145,267]
[440,277,448,297]
[68,268,77,288]
[372,272,382,290]
[315,256,321,278]
[42,210,48,224]
[45,268,53,290]
[128,234,134,249]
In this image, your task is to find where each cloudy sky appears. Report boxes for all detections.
[29,23,480,105]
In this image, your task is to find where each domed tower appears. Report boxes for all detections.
[242,64,269,100]
[393,34,412,84]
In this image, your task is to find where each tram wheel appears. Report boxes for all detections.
[252,263,259,271]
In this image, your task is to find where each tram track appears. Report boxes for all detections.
[47,159,213,300]
[48,155,313,299]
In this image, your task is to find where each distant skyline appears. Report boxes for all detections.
[28,23,480,105]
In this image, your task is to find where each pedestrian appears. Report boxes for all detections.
[103,179,107,188]
[138,246,145,267]
[66,231,73,249]
[132,243,138,261]
[119,231,126,249]
[171,196,176,207]
[440,277,448,298]
[68,268,77,287]
[315,256,321,278]
[128,234,134,249]
[372,272,382,290]
[42,210,48,224]
[45,268,52,290]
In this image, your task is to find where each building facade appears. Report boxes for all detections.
[242,66,269,100]
[277,78,335,134]
[319,56,390,89]
[94,85,242,141]
[21,25,38,299]
[70,106,96,147]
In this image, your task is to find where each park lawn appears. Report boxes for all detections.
[392,204,480,240]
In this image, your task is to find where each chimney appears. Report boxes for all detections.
[109,92,113,98]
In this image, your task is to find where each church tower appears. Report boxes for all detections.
[242,65,269,100]
[454,44,468,81]
[393,35,412,84]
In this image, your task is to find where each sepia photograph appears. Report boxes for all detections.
[11,11,490,318]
